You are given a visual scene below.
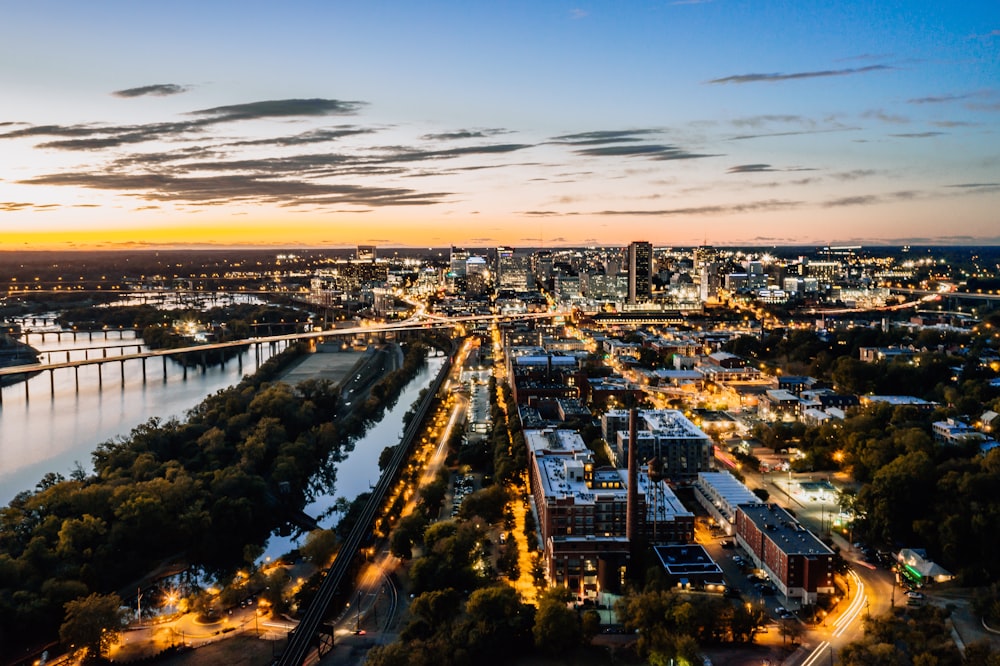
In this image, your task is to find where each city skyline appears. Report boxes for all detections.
[1,1,998,250]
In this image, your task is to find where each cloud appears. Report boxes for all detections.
[931,120,977,128]
[706,64,891,85]
[728,127,858,141]
[522,210,572,217]
[728,164,777,173]
[572,144,719,161]
[889,132,944,138]
[594,199,801,216]
[570,8,588,19]
[730,115,809,128]
[224,126,378,147]
[908,92,974,104]
[113,84,189,98]
[18,171,449,208]
[188,98,366,122]
[863,109,909,124]
[946,182,1000,191]
[1,98,371,151]
[420,129,507,141]
[671,0,713,4]
[550,129,662,146]
[822,190,919,207]
[829,169,880,181]
[379,143,533,162]
[1,201,38,211]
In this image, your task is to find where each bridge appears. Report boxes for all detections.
[0,311,565,405]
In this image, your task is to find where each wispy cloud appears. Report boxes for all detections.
[1,201,40,212]
[19,171,448,208]
[594,199,801,215]
[707,64,891,85]
[967,29,1000,40]
[728,127,858,141]
[908,92,974,104]
[188,98,365,122]
[573,144,717,160]
[113,84,190,98]
[728,164,777,173]
[1,98,370,151]
[730,115,809,128]
[946,182,1000,190]
[863,109,909,124]
[420,129,507,141]
[822,190,918,207]
[570,8,588,19]
[889,131,944,138]
[550,129,662,145]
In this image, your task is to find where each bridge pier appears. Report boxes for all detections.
[75,366,79,392]
[50,369,55,396]
[163,356,168,382]
[120,360,126,387]
[98,364,103,390]
[24,374,30,403]
[142,357,147,383]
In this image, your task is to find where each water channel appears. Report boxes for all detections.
[264,353,445,558]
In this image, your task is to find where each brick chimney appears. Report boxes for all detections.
[626,407,639,547]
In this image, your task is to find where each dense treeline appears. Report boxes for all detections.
[615,584,765,664]
[0,338,437,655]
[56,303,306,335]
[739,317,1000,584]
[839,606,983,665]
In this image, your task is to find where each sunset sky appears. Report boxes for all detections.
[1,1,998,250]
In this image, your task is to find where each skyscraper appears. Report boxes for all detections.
[628,241,653,305]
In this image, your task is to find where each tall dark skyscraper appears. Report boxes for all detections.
[627,241,653,305]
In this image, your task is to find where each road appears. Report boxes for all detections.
[730,465,899,664]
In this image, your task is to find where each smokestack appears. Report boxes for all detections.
[626,408,639,547]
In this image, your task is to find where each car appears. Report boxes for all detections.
[774,606,787,615]
[780,611,796,620]
[733,555,745,565]
[721,540,735,549]
[906,591,925,600]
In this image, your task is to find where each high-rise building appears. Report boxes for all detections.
[627,241,653,305]
[356,245,376,262]
[496,245,531,290]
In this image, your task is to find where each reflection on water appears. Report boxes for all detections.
[0,333,279,503]
[264,355,445,559]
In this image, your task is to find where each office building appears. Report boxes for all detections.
[628,241,653,305]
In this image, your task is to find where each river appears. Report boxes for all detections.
[0,327,446,562]
[0,332,281,504]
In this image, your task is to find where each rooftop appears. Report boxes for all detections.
[738,503,833,557]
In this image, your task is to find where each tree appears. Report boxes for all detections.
[60,593,126,662]
[581,609,601,640]
[300,528,339,566]
[533,587,581,655]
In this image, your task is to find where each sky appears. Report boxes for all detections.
[0,0,998,250]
